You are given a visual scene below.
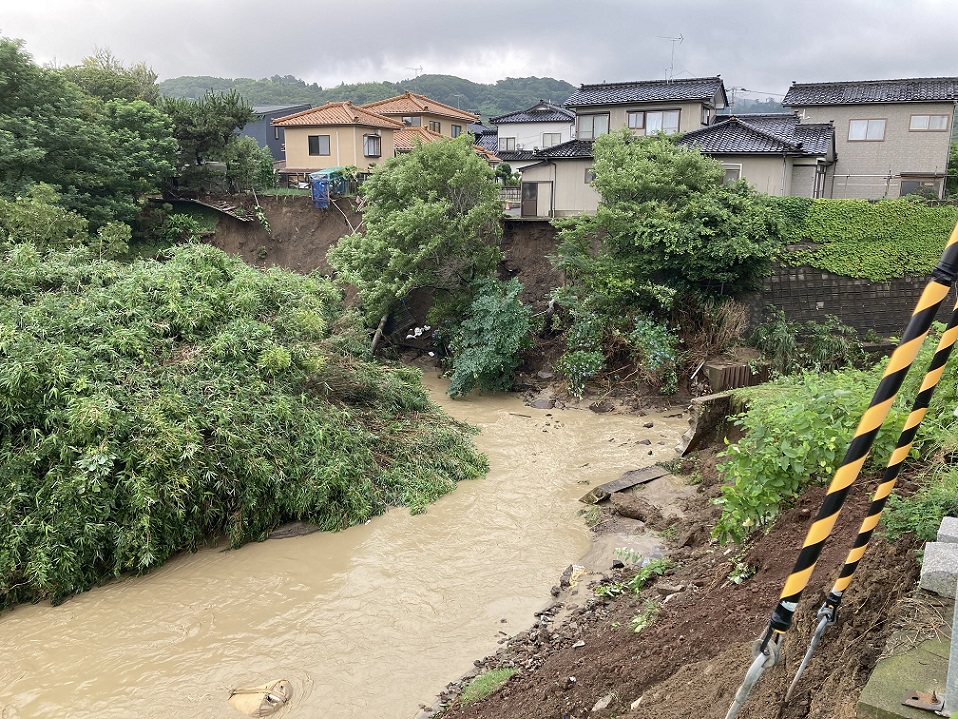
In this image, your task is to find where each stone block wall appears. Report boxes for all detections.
[743,265,958,335]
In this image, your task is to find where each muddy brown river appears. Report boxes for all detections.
[0,376,687,719]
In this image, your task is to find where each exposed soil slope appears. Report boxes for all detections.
[436,457,921,719]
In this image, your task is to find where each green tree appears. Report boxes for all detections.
[553,130,783,316]
[223,136,277,192]
[947,140,958,197]
[328,135,503,324]
[60,48,160,104]
[161,90,254,167]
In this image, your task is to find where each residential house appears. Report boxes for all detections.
[678,114,836,197]
[393,126,501,167]
[782,77,958,199]
[271,102,402,183]
[518,77,728,217]
[489,100,576,170]
[238,104,310,161]
[360,91,479,139]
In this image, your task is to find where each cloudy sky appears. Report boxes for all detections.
[4,0,957,100]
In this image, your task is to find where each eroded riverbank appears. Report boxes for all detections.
[1,376,687,719]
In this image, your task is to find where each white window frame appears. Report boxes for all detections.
[848,118,886,141]
[500,137,516,152]
[577,113,610,140]
[721,164,742,185]
[401,116,421,127]
[542,132,561,147]
[909,114,950,131]
[645,110,681,135]
[363,134,381,158]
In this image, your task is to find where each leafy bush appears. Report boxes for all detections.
[884,468,958,542]
[769,197,958,280]
[714,368,911,543]
[0,243,487,607]
[750,309,864,375]
[626,316,679,395]
[446,278,533,397]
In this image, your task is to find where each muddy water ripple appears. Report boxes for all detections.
[0,376,686,719]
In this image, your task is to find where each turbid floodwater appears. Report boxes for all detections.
[0,375,687,719]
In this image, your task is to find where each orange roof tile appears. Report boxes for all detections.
[394,126,445,151]
[272,101,402,129]
[361,91,479,122]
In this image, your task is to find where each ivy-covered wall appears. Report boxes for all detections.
[771,197,958,281]
[744,198,958,335]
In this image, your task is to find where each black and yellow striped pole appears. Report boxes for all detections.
[725,220,958,719]
[784,298,958,700]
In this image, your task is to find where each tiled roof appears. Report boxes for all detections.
[783,77,958,106]
[394,126,445,152]
[532,140,595,159]
[496,149,539,162]
[360,91,479,122]
[475,129,499,154]
[677,116,832,156]
[393,126,500,163]
[253,104,310,115]
[490,100,575,124]
[565,77,726,107]
[272,102,402,129]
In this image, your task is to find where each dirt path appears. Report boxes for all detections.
[434,454,921,719]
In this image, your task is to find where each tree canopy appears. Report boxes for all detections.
[328,135,504,324]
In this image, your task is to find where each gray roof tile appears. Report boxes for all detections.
[677,116,833,156]
[566,77,726,107]
[490,101,575,124]
[783,77,958,106]
[532,140,594,159]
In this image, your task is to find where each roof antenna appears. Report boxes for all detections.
[405,65,423,78]
[657,34,684,81]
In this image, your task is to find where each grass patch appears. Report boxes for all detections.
[460,669,519,706]
[884,467,958,542]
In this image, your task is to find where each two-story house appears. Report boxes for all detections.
[782,77,958,199]
[517,77,728,217]
[360,91,479,139]
[272,102,402,183]
[677,113,836,197]
[239,104,311,161]
[489,100,576,170]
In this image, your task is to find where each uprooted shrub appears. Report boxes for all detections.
[0,243,487,607]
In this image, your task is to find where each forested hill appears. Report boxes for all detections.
[158,74,577,120]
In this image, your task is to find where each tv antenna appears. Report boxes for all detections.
[406,65,423,78]
[657,34,684,80]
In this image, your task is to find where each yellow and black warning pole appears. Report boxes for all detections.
[784,297,958,699]
[725,220,958,719]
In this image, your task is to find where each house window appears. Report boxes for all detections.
[429,120,441,133]
[900,177,942,198]
[627,110,680,135]
[402,116,421,127]
[500,137,516,152]
[451,124,462,138]
[577,113,610,140]
[585,167,596,183]
[646,110,681,134]
[308,135,330,156]
[363,134,381,157]
[848,119,886,141]
[722,165,742,185]
[910,114,950,131]
[701,106,711,125]
[542,132,561,147]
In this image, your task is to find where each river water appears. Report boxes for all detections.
[0,376,686,719]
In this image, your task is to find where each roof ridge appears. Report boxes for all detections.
[685,117,800,150]
[790,76,958,87]
[579,76,721,90]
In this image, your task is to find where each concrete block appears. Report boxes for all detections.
[919,542,958,598]
[858,639,948,719]
[937,516,958,544]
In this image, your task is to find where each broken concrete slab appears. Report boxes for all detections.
[579,465,670,504]
[857,639,948,719]
[919,542,958,598]
[938,516,958,544]
[678,392,732,456]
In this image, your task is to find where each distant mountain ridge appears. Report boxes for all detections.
[158,74,578,121]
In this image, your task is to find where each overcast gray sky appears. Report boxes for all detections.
[5,0,957,101]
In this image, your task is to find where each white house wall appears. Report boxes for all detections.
[495,120,576,152]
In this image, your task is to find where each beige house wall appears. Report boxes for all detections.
[282,126,395,171]
[495,120,576,152]
[795,101,955,198]
[520,160,600,217]
[576,100,713,136]
[713,155,794,196]
[385,112,471,138]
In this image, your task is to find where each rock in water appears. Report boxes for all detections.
[228,679,293,717]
